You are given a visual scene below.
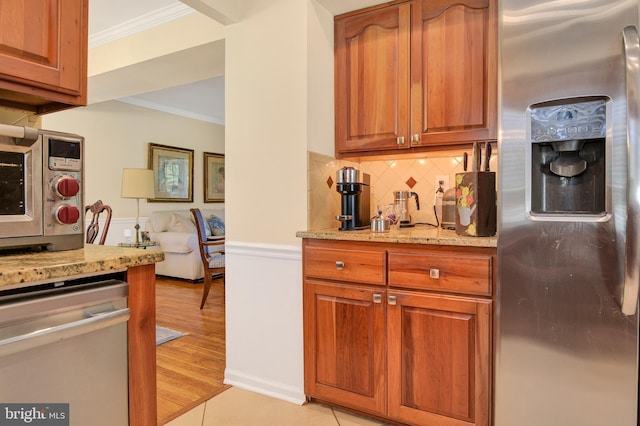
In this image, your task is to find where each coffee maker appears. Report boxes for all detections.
[335,167,371,231]
[393,190,420,227]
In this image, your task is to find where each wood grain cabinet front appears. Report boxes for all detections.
[302,239,494,426]
[304,244,386,285]
[334,3,411,154]
[387,290,491,426]
[303,280,386,415]
[388,251,493,295]
[0,0,88,113]
[334,0,497,157]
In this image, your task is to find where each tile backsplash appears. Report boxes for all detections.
[307,150,497,230]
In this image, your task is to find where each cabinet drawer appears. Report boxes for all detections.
[304,246,386,285]
[388,252,492,295]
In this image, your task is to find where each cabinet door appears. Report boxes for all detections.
[0,0,87,112]
[335,3,411,155]
[387,290,491,426]
[303,280,386,416]
[410,0,497,147]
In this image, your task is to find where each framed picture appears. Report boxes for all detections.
[204,152,225,203]
[148,143,194,202]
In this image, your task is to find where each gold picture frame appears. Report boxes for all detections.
[148,143,194,202]
[204,152,224,203]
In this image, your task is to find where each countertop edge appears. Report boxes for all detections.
[0,245,165,288]
[296,228,497,248]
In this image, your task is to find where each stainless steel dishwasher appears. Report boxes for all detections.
[0,272,130,426]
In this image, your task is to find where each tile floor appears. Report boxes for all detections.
[166,387,393,426]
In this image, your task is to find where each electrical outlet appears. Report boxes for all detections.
[435,175,449,192]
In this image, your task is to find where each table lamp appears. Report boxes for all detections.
[121,168,154,246]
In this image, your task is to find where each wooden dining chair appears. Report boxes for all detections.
[85,200,112,245]
[190,208,225,309]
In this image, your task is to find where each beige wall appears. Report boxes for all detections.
[42,101,225,219]
[306,1,334,157]
[225,0,316,245]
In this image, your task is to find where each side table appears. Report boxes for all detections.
[118,242,158,249]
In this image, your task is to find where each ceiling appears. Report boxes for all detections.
[89,0,387,125]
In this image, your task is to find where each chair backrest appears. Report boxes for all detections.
[190,208,211,260]
[85,200,112,245]
[190,208,208,242]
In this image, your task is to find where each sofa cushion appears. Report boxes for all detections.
[206,214,225,236]
[153,232,198,254]
[149,211,174,232]
[169,213,197,233]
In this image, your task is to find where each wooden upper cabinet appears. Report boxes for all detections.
[334,0,497,157]
[411,0,497,147]
[0,0,88,114]
[335,3,411,154]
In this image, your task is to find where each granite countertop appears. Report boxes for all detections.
[296,226,497,248]
[0,244,165,288]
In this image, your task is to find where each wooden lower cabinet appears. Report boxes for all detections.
[302,239,494,426]
[387,290,491,426]
[303,280,387,415]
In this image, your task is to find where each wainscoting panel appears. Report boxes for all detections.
[223,241,305,405]
[84,217,148,246]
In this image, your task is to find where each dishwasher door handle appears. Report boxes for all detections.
[0,308,130,358]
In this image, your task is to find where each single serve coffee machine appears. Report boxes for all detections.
[336,167,371,230]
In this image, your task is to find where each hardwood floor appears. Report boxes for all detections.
[155,276,229,425]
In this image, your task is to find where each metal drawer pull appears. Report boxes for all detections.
[335,261,345,270]
[411,134,420,143]
[373,294,382,304]
[430,268,440,279]
[388,295,397,306]
[397,136,405,145]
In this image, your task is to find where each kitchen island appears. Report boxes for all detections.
[298,227,496,426]
[0,245,164,426]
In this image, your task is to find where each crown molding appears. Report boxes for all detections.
[117,97,224,125]
[89,3,195,49]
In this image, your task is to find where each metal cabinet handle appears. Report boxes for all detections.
[429,268,440,279]
[335,261,345,270]
[411,134,420,143]
[388,295,397,306]
[397,136,405,145]
[373,294,382,304]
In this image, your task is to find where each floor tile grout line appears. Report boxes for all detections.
[200,401,207,426]
[331,407,341,425]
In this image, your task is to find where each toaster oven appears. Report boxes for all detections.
[0,124,84,251]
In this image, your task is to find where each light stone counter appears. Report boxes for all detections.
[296,226,496,248]
[0,244,165,288]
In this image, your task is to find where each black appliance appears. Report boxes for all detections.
[335,167,370,231]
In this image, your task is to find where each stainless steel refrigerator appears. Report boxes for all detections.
[497,1,640,425]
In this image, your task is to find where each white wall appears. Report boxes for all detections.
[223,0,333,404]
[41,101,224,242]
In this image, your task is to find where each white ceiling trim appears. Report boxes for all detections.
[89,3,195,49]
[117,97,224,125]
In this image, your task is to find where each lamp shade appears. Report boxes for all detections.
[121,168,154,199]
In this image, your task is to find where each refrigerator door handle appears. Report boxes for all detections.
[622,25,640,316]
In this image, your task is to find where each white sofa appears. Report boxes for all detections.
[147,208,225,281]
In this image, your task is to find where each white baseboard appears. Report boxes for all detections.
[224,369,306,405]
